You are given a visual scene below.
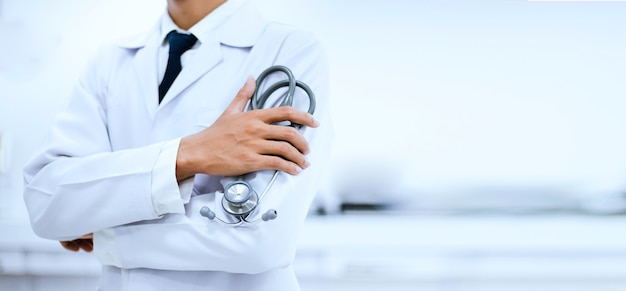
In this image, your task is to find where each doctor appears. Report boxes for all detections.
[22,0,332,290]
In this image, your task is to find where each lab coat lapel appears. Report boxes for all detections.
[133,43,160,119]
[158,38,223,108]
[116,25,161,120]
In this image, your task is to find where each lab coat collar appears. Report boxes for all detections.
[115,0,267,49]
[114,0,268,117]
[159,0,248,47]
[216,0,268,47]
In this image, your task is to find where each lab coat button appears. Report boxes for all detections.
[158,204,168,213]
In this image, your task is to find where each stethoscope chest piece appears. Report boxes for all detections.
[222,180,259,216]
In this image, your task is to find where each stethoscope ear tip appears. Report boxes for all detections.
[200,206,277,226]
[261,209,277,221]
[200,206,216,220]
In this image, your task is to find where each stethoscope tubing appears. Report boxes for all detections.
[250,65,316,116]
[248,65,315,203]
[201,65,315,226]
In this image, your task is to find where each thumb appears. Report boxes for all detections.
[226,76,256,113]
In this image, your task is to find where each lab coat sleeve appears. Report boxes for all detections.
[103,30,334,274]
[23,46,189,241]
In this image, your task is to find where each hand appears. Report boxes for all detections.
[176,76,319,180]
[59,233,93,252]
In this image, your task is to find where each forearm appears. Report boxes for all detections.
[24,141,181,241]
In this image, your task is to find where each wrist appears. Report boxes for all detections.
[176,136,197,181]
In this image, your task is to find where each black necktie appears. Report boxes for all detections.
[159,31,198,103]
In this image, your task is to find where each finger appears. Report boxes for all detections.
[263,125,310,155]
[256,154,303,175]
[60,241,79,252]
[257,106,319,128]
[257,140,309,170]
[225,76,256,114]
[81,233,93,239]
[78,239,94,252]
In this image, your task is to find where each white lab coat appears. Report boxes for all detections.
[22,1,332,290]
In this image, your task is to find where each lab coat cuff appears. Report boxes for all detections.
[93,228,123,268]
[151,138,186,216]
[179,176,194,203]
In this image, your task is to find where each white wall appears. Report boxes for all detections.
[314,1,626,188]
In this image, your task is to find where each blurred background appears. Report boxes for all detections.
[2,0,626,290]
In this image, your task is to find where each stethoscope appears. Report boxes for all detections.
[199,65,316,226]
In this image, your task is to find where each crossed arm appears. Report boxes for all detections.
[56,77,319,252]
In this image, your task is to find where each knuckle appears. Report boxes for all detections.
[248,110,261,119]
[241,152,257,165]
[276,141,291,155]
[284,127,299,140]
[301,143,310,155]
[279,106,295,119]
[267,157,283,169]
[244,121,263,135]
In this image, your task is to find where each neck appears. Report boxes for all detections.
[167,0,227,30]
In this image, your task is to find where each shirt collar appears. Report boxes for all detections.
[116,0,267,49]
[159,0,247,46]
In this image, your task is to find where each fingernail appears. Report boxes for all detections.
[312,117,320,127]
[295,166,303,175]
[304,158,311,168]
